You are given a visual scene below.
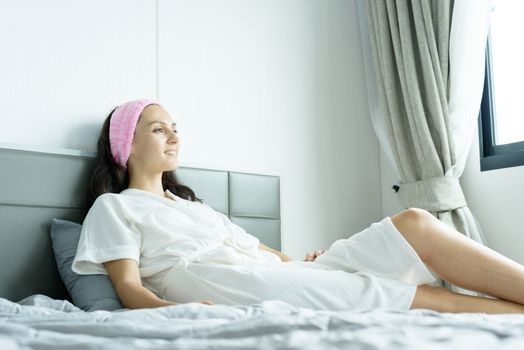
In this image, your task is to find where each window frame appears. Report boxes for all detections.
[479,34,524,171]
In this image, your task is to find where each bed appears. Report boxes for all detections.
[2,144,524,349]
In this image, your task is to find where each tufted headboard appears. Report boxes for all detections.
[0,144,281,302]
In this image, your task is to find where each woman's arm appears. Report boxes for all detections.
[104,259,175,309]
[104,259,212,309]
[258,242,293,262]
[115,281,177,309]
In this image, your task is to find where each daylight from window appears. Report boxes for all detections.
[490,0,524,145]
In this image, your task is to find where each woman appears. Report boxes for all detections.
[73,99,524,314]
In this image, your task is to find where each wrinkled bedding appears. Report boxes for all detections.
[2,295,524,349]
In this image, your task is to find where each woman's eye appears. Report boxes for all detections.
[153,128,178,134]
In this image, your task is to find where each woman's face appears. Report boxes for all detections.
[127,104,180,174]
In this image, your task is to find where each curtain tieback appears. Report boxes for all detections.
[397,176,467,212]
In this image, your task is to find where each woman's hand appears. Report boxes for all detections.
[304,249,326,262]
[199,300,213,305]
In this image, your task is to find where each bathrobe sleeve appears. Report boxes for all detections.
[72,194,142,275]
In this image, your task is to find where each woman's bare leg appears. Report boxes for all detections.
[411,284,524,314]
[391,208,524,306]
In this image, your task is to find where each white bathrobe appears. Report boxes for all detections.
[72,188,436,311]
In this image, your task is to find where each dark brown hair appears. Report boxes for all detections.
[86,107,202,209]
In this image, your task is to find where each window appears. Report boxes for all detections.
[479,0,524,171]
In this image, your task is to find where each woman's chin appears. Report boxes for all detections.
[165,159,180,171]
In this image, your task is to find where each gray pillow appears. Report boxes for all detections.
[50,218,125,311]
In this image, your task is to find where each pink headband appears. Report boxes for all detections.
[109,98,159,168]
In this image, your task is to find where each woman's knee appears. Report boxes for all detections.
[400,208,435,223]
[390,208,435,263]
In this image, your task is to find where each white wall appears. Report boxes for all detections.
[0,0,381,259]
[0,0,157,151]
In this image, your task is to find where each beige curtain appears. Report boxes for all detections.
[358,0,491,296]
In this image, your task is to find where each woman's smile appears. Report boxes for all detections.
[164,149,178,157]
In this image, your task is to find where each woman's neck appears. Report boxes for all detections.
[127,173,166,198]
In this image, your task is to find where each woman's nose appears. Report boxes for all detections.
[168,131,179,143]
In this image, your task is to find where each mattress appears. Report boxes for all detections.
[2,294,524,349]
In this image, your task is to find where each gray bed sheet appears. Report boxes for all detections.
[2,295,524,349]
